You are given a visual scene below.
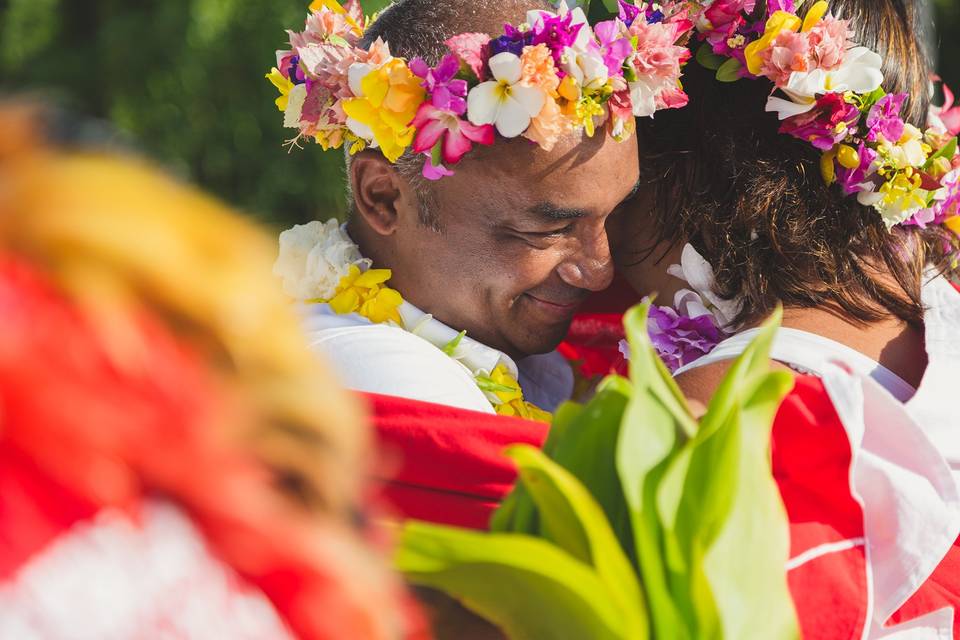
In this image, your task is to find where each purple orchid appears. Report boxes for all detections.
[410,54,469,115]
[489,23,534,58]
[645,302,724,373]
[618,0,641,26]
[836,143,879,195]
[780,93,860,151]
[767,0,796,12]
[593,20,633,77]
[531,11,585,65]
[866,93,908,143]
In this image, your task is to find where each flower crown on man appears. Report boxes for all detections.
[694,0,960,231]
[267,0,696,180]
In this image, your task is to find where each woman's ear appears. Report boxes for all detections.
[349,151,418,236]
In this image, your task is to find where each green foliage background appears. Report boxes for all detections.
[1,0,958,229]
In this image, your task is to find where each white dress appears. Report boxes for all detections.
[676,274,960,639]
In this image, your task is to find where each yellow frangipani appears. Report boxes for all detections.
[328,265,403,325]
[342,59,425,162]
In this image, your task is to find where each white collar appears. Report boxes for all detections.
[396,301,518,378]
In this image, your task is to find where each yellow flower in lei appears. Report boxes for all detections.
[481,364,553,423]
[266,68,295,112]
[342,59,426,162]
[327,265,403,324]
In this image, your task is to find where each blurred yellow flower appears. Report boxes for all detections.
[266,68,294,112]
[328,265,403,325]
[342,59,425,162]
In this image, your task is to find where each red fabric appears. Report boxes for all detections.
[367,393,548,529]
[0,255,420,640]
[558,313,628,379]
[890,538,960,635]
[772,376,869,640]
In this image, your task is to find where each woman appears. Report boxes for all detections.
[614,0,960,636]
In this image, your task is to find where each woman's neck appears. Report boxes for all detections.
[778,306,927,390]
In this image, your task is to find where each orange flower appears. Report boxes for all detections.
[519,44,571,152]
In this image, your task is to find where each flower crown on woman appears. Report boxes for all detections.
[695,0,960,231]
[267,0,696,180]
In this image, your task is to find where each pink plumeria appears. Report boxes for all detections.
[411,103,495,180]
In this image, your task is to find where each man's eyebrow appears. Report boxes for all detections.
[526,202,590,221]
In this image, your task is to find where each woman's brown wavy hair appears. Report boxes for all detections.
[635,0,957,328]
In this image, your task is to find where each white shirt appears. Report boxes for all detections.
[302,300,573,414]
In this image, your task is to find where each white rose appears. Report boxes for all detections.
[273,219,371,301]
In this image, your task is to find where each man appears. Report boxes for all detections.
[275,0,647,417]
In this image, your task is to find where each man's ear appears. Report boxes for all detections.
[349,151,416,236]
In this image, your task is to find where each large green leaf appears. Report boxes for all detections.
[397,522,627,640]
[617,301,696,640]
[506,445,648,639]
[702,374,799,640]
[655,309,799,640]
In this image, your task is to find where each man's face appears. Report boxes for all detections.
[385,132,640,359]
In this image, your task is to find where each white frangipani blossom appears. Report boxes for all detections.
[467,52,546,138]
[273,220,370,301]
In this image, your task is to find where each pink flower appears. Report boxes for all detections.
[836,143,878,195]
[704,0,755,33]
[932,78,960,136]
[758,30,810,86]
[629,19,689,82]
[702,0,756,53]
[865,93,907,143]
[411,103,495,179]
[779,92,860,151]
[807,16,850,71]
[445,32,492,81]
[657,86,689,110]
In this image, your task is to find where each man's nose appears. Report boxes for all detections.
[556,228,614,292]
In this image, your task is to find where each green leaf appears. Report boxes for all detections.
[617,301,696,640]
[441,330,466,356]
[475,377,516,393]
[397,522,627,640]
[660,309,799,640]
[541,378,636,557]
[430,139,444,168]
[716,58,744,83]
[695,44,726,71]
[702,371,799,640]
[506,445,648,640]
[925,136,958,170]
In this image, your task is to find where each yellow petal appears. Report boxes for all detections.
[354,268,392,288]
[744,12,803,75]
[341,97,377,125]
[329,288,360,314]
[361,67,391,108]
[802,1,830,32]
[820,150,838,185]
[945,216,960,235]
[837,145,860,170]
